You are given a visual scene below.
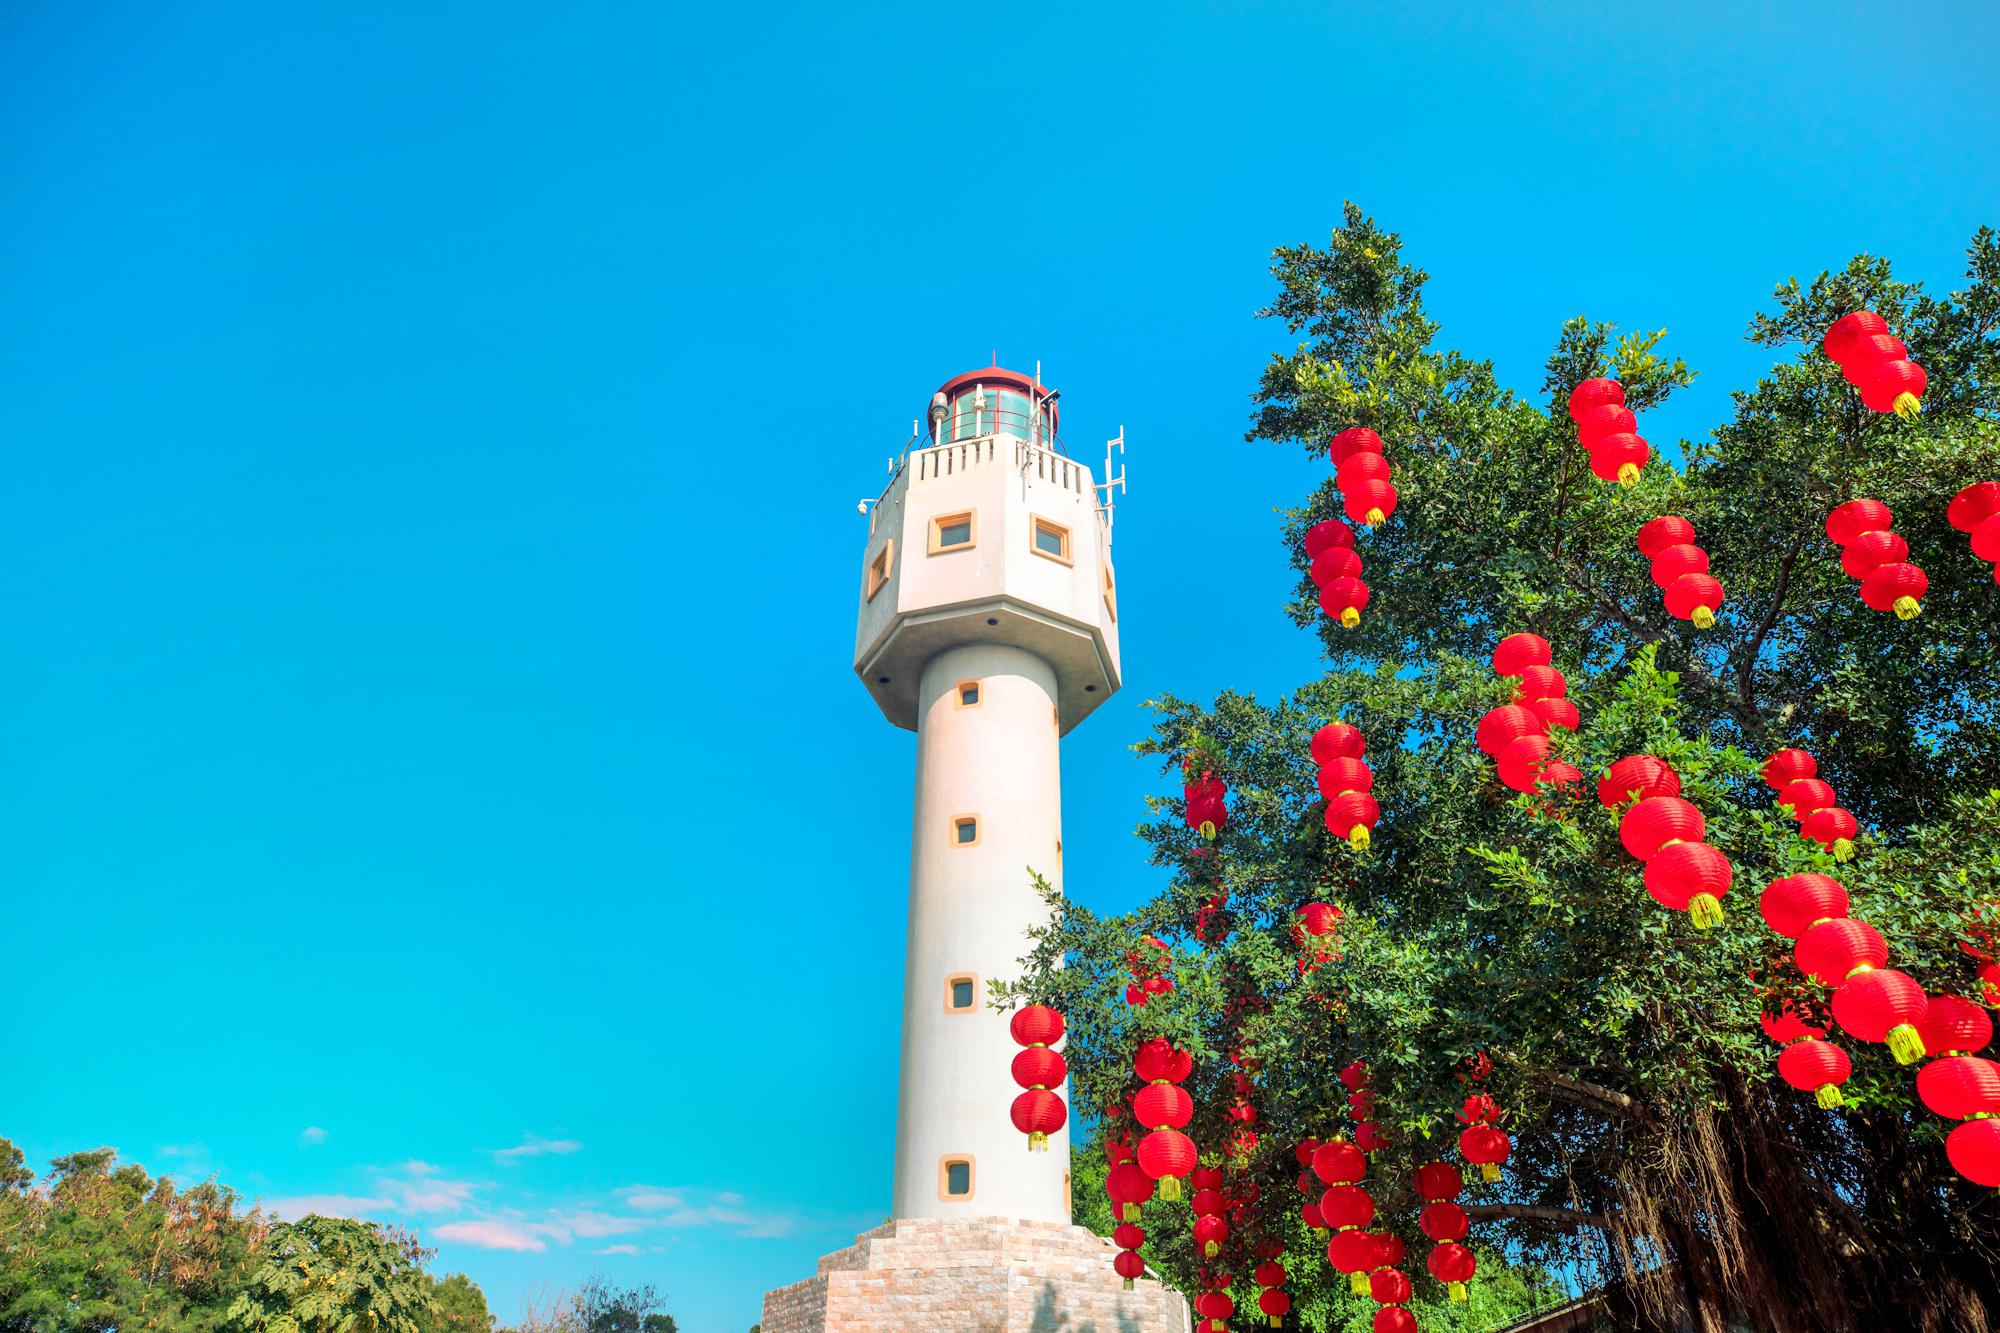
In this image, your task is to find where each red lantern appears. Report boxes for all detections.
[1650,543,1711,587]
[1355,1121,1391,1152]
[1134,1083,1194,1130]
[1107,1161,1155,1220]
[1112,1223,1145,1250]
[1761,873,1850,938]
[1010,1090,1066,1147]
[1840,529,1909,579]
[1317,757,1374,797]
[1312,722,1367,763]
[1369,1269,1413,1305]
[1511,664,1567,703]
[1304,518,1357,557]
[1339,1060,1370,1090]
[1974,515,2000,562]
[1801,805,1860,860]
[1528,696,1581,731]
[1642,839,1731,928]
[1916,1056,2000,1120]
[1113,1248,1145,1289]
[1310,545,1365,586]
[1826,498,1895,546]
[1428,1241,1477,1300]
[1012,1046,1067,1091]
[1598,754,1680,808]
[1575,401,1635,443]
[1459,1124,1511,1179]
[1312,1139,1367,1184]
[1010,1005,1065,1047]
[1326,791,1381,851]
[1320,1184,1375,1229]
[1492,632,1552,677]
[1859,562,1927,619]
[1194,1290,1235,1321]
[1299,1200,1326,1233]
[1947,482,2000,534]
[1760,749,1816,789]
[1320,577,1371,629]
[1413,1161,1463,1200]
[1330,427,1384,465]
[1777,1037,1852,1109]
[1568,377,1625,419]
[1328,1228,1375,1291]
[1475,704,1544,756]
[1496,734,1553,792]
[1637,515,1697,558]
[1823,316,1925,417]
[1619,796,1706,861]
[1947,1118,2000,1186]
[1831,968,1929,1063]
[1778,778,1837,821]
[1589,432,1649,484]
[1136,1129,1197,1196]
[1256,1287,1291,1327]
[1373,1309,1419,1333]
[1761,1002,1826,1044]
[1132,1038,1192,1083]
[1343,480,1398,528]
[1795,917,1888,986]
[1917,994,1994,1056]
[1193,1213,1229,1258]
[1663,572,1725,627]
[1420,1201,1469,1241]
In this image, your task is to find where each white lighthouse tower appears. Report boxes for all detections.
[761,366,1186,1333]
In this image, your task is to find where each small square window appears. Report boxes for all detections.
[945,973,979,1012]
[951,815,980,847]
[1031,516,1072,565]
[939,1157,975,1200]
[956,681,980,708]
[930,511,976,554]
[866,541,893,601]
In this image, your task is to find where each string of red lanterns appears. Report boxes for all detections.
[1307,515,1370,631]
[1823,311,1927,418]
[1252,1235,1291,1328]
[1480,632,1584,798]
[1007,1005,1068,1152]
[1331,427,1400,528]
[1132,1038,1197,1202]
[1947,481,2000,586]
[1314,721,1381,851]
[1596,753,1731,930]
[1761,746,1862,865]
[1914,996,2000,1186]
[1124,935,1176,1007]
[1567,377,1650,486]
[1635,515,1725,629]
[1826,498,1927,621]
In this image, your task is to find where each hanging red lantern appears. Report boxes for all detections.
[1112,1223,1145,1250]
[1777,778,1837,821]
[1136,1129,1197,1198]
[1427,1241,1477,1301]
[1528,696,1581,731]
[1795,917,1888,986]
[1800,806,1860,861]
[1761,873,1850,937]
[1637,515,1697,558]
[1916,1056,2000,1120]
[1113,1248,1145,1290]
[1330,427,1384,465]
[1760,749,1817,789]
[1492,632,1552,677]
[1619,796,1706,861]
[1373,1309,1419,1333]
[1420,1201,1469,1241]
[1304,517,1357,557]
[1326,791,1381,851]
[1320,1183,1375,1229]
[1839,529,1909,579]
[1193,1212,1229,1258]
[1185,773,1229,839]
[1338,452,1392,488]
[1010,1005,1065,1047]
[1663,572,1725,627]
[1859,562,1927,619]
[1339,1060,1370,1090]
[1459,1124,1511,1179]
[1328,1228,1376,1294]
[1298,904,1344,937]
[1946,1119,2000,1186]
[1355,1121,1391,1152]
[1917,994,1994,1056]
[1949,483,2000,581]
[1299,1200,1326,1233]
[1369,1269,1413,1305]
[1496,733,1553,792]
[1010,1090,1066,1149]
[1312,1138,1367,1184]
[1106,1161,1155,1220]
[1475,704,1544,756]
[1823,312,1927,417]
[1320,576,1371,629]
[1011,1046,1068,1091]
[1826,498,1895,546]
[1310,545,1365,586]
[1312,722,1367,764]
[1598,754,1681,808]
[1256,1287,1291,1328]
[1133,1083,1194,1131]
[1414,1161,1463,1200]
[1777,1037,1852,1109]
[1458,1093,1500,1124]
[1761,1001,1827,1044]
[1567,376,1624,418]
[1317,757,1374,797]
[1589,432,1649,484]
[1343,480,1399,528]
[1650,543,1711,587]
[1831,968,1929,1064]
[1512,665,1568,703]
[1642,839,1731,928]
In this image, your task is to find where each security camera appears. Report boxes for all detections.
[857,499,873,515]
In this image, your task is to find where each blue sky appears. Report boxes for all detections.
[3,3,1995,1330]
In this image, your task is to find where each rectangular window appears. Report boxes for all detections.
[1031,516,1072,565]
[956,681,980,708]
[952,815,980,847]
[940,1157,974,1200]
[945,973,978,1012]
[1102,562,1117,621]
[866,541,893,601]
[929,510,976,554]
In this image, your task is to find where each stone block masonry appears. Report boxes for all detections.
[761,1217,1189,1333]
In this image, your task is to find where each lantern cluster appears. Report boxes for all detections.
[1567,377,1650,486]
[1306,516,1370,630]
[1760,995,1850,1110]
[1914,995,2000,1187]
[1762,871,1931,1066]
[1598,753,1729,929]
[1330,427,1399,528]
[1477,632,1583,797]
[1458,1089,1512,1182]
[1416,1161,1474,1302]
[1826,499,1927,621]
[1636,516,1725,629]
[1132,1038,1197,1201]
[1185,761,1231,840]
[1313,1133,1376,1297]
[1823,311,1927,418]
[1293,901,1345,977]
[1762,747,1860,862]
[1007,1006,1067,1152]
[1312,721,1380,851]
[1948,481,2000,585]
[1192,1263,1234,1333]
[1252,1237,1291,1328]
[1190,1164,1230,1260]
[1342,1059,1390,1155]
[1123,935,1175,1006]
[1105,1137,1155,1222]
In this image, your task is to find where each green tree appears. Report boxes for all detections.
[423,1274,494,1333]
[1002,207,2000,1333]
[226,1215,435,1333]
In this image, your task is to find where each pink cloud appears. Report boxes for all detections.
[432,1220,550,1253]
[262,1193,392,1221]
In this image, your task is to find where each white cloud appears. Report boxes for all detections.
[263,1193,392,1221]
[382,1174,480,1214]
[432,1220,551,1253]
[615,1186,685,1211]
[491,1134,582,1163]
[593,1244,640,1256]
[557,1211,649,1239]
[612,1186,800,1238]
[298,1127,328,1147]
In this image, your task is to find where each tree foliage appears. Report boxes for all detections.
[1002,206,2000,1333]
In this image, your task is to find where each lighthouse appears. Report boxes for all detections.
[761,365,1185,1331]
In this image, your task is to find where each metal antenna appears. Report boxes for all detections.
[1097,426,1127,545]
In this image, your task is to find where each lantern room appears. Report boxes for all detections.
[929,367,1060,448]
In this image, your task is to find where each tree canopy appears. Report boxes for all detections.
[1003,205,2000,1333]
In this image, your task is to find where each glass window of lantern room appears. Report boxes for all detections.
[995,390,1029,439]
[952,391,982,441]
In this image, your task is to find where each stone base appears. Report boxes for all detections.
[761,1217,1190,1333]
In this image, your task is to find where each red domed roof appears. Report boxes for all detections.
[936,366,1042,399]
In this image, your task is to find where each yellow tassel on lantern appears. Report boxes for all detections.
[1159,1177,1182,1202]
[1200,820,1217,839]
[1268,1317,1283,1329]
[1888,1024,1926,1065]
[1831,838,1855,862]
[1691,605,1716,629]
[1340,606,1360,629]
[1123,1203,1140,1222]
[1689,893,1725,931]
[1449,1282,1468,1302]
[1618,463,1639,486]
[1123,1278,1135,1291]
[1816,1084,1845,1110]
[1893,596,1922,620]
[1481,1162,1500,1182]
[1894,392,1922,419]
[1203,1240,1220,1258]
[1364,508,1386,527]
[1348,825,1370,852]
[1028,1133,1046,1152]
[1350,1272,1370,1296]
